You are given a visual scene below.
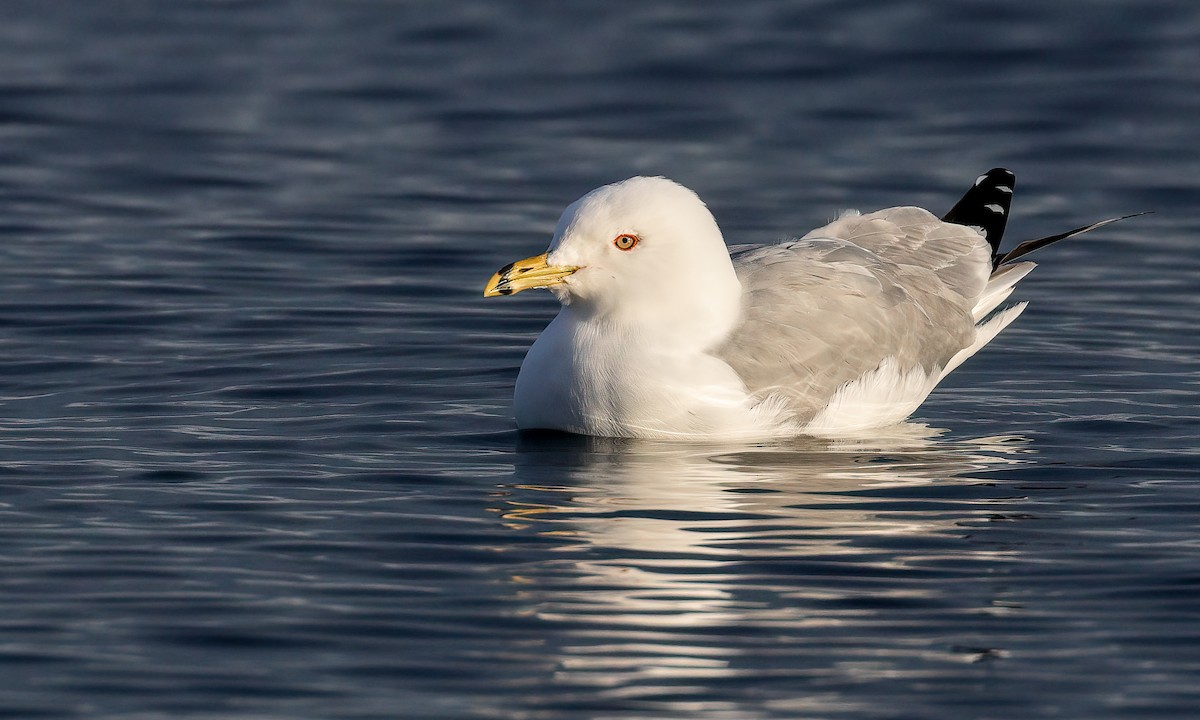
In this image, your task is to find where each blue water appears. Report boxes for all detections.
[1,2,1198,718]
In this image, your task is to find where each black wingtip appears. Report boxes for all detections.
[995,211,1151,267]
[942,168,1016,255]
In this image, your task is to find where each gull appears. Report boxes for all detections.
[484,170,1137,440]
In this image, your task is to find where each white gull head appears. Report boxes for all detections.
[484,177,768,439]
[542,176,741,349]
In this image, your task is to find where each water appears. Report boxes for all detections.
[1,2,1198,718]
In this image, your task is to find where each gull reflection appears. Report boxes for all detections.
[490,425,1034,712]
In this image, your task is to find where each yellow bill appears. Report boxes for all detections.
[483,253,580,297]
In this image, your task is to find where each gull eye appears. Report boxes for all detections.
[613,233,639,251]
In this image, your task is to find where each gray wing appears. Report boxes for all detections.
[715,206,993,421]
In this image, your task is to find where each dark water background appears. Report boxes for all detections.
[1,2,1198,718]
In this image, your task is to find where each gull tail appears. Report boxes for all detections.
[942,167,1148,269]
[945,169,1147,367]
[942,167,1016,255]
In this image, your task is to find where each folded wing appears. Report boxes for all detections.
[716,206,994,422]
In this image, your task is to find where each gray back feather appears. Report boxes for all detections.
[715,206,992,420]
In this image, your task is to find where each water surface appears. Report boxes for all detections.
[1,2,1198,718]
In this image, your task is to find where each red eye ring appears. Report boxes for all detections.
[613,233,639,251]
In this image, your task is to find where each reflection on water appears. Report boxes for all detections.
[490,428,1034,713]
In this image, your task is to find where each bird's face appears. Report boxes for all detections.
[485,177,741,339]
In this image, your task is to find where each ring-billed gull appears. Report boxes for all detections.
[484,170,1137,440]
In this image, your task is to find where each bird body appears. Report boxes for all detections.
[485,172,1130,440]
